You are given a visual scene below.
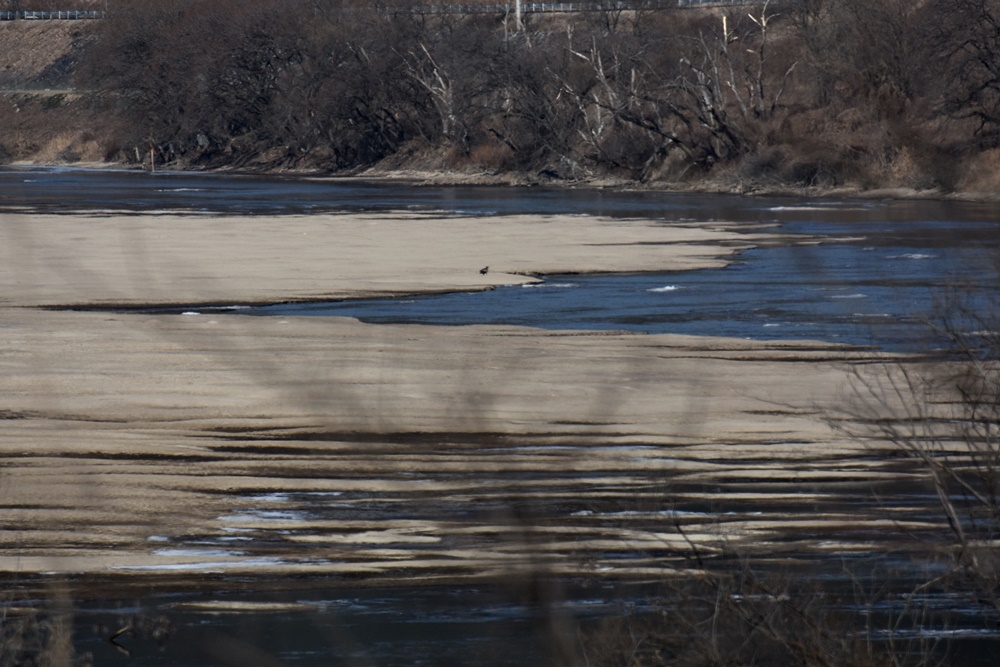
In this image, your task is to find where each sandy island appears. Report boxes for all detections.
[0,210,925,590]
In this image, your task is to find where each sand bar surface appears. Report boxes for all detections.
[0,210,924,588]
[0,211,761,307]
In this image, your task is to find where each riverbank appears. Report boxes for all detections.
[15,158,999,205]
[354,165,990,202]
[6,12,1000,204]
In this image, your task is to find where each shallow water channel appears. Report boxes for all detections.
[5,167,1000,665]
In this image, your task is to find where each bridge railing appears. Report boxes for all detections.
[0,10,104,21]
[0,2,747,21]
[408,1,746,13]
[411,1,676,13]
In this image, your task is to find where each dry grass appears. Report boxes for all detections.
[955,148,1000,194]
[0,21,94,90]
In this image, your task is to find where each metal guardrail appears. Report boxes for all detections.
[0,2,741,21]
[409,1,747,13]
[0,10,104,21]
[411,1,680,13]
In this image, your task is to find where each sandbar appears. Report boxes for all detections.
[0,210,919,588]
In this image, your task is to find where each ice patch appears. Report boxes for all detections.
[246,492,291,503]
[768,203,873,212]
[869,627,1000,640]
[218,509,306,523]
[114,557,285,572]
[153,548,243,558]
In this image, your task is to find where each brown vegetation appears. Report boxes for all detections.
[1,0,999,192]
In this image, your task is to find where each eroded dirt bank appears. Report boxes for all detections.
[0,210,926,588]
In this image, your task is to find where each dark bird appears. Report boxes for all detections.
[479,266,489,275]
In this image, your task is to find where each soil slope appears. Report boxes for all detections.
[0,19,94,90]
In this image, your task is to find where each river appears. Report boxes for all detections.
[6,166,998,353]
[3,166,1000,665]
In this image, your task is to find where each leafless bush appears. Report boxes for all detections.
[846,277,1000,621]
[0,590,91,667]
[582,559,949,667]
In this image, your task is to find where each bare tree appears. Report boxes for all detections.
[402,43,463,144]
[928,0,1000,141]
[552,3,796,177]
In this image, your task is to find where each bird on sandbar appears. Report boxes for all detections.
[479,266,489,275]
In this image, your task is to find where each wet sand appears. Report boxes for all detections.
[0,210,924,586]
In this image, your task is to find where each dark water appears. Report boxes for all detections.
[250,242,997,353]
[38,576,1000,666]
[5,167,1000,663]
[0,164,796,217]
[59,586,611,666]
